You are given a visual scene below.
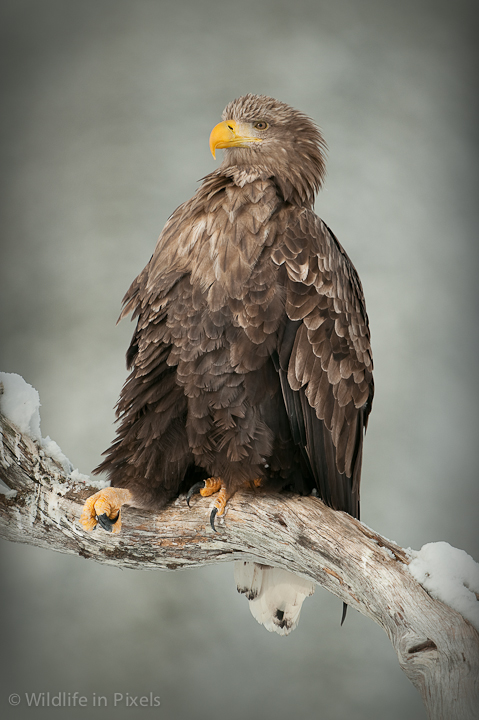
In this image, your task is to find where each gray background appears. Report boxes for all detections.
[1,1,477,718]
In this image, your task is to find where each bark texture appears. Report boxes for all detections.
[0,411,478,720]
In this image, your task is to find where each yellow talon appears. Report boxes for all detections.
[80,487,132,533]
[199,477,222,497]
[187,476,263,531]
[212,486,229,516]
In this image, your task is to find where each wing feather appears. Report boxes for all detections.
[276,209,373,518]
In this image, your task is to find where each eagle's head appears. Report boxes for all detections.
[210,94,327,207]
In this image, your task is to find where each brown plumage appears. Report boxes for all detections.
[88,94,374,633]
[94,94,373,528]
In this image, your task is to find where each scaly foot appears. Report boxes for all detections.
[80,487,132,533]
[186,477,262,531]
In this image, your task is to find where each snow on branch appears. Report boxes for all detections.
[0,374,478,720]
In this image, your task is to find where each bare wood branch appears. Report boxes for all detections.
[0,410,478,720]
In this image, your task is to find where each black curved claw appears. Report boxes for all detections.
[186,480,206,507]
[210,506,218,533]
[97,512,120,532]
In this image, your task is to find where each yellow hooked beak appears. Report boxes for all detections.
[209,120,263,159]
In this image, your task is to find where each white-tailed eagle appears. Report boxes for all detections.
[81,94,374,634]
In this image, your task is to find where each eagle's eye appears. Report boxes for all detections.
[253,121,268,130]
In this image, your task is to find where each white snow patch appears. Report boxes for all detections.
[0,372,105,490]
[0,478,17,498]
[41,436,73,475]
[0,372,41,441]
[70,468,108,490]
[382,546,396,560]
[70,468,90,483]
[403,547,415,561]
[369,538,398,561]
[408,542,479,632]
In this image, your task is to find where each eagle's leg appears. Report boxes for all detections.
[187,477,262,531]
[206,484,234,532]
[199,477,223,497]
[80,487,132,534]
[186,477,218,506]
[186,477,226,530]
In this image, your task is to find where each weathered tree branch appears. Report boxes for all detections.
[0,410,478,720]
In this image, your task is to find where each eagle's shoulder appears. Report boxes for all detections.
[272,207,371,350]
